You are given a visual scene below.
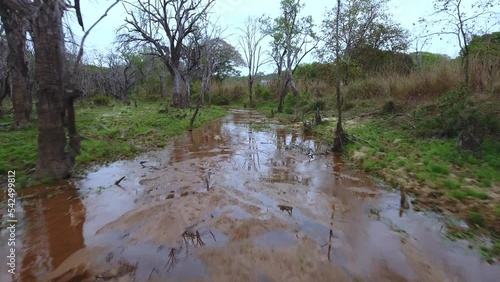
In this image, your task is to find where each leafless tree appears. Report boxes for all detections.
[237,17,269,105]
[120,0,215,108]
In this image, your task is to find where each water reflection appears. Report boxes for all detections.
[18,183,85,281]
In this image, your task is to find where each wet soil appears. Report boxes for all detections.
[1,109,499,282]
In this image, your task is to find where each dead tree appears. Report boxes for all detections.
[120,0,215,108]
[237,17,269,105]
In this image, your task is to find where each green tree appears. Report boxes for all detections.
[262,0,317,113]
[321,0,409,84]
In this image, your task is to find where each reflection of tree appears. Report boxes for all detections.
[244,128,260,171]
[162,229,217,273]
[165,248,180,272]
[19,183,86,281]
[328,203,335,261]
[268,128,296,182]
[169,120,224,163]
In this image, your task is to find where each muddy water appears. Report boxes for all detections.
[2,109,499,282]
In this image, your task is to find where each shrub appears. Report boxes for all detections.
[92,95,111,106]
[346,77,387,99]
[211,91,230,105]
[255,83,274,101]
[228,84,245,102]
[283,94,299,114]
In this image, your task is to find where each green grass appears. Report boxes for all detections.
[0,101,226,187]
[464,188,488,200]
[468,211,485,227]
[442,179,460,190]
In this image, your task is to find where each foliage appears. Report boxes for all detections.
[283,93,299,114]
[350,47,414,76]
[254,83,274,101]
[413,90,500,139]
[346,77,387,99]
[92,95,111,106]
[294,62,335,83]
[409,52,451,68]
[469,32,500,59]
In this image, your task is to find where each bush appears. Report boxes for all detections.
[228,84,245,102]
[283,94,299,114]
[255,83,274,101]
[211,91,230,105]
[346,78,387,99]
[92,95,111,106]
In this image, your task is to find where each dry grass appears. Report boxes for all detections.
[342,59,500,109]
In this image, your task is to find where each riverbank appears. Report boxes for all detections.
[312,111,499,262]
[0,101,226,187]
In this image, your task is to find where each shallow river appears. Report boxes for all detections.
[1,109,499,281]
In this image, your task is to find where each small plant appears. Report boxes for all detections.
[468,211,485,227]
[92,95,111,106]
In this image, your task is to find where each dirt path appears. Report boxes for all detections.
[2,109,499,282]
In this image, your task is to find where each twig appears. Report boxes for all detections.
[73,0,120,75]
[115,176,126,185]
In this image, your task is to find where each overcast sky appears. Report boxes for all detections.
[71,0,497,72]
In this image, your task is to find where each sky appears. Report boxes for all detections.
[70,0,497,72]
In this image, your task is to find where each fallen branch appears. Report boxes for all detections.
[115,176,126,185]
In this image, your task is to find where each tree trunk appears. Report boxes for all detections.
[287,69,299,97]
[34,1,77,179]
[248,76,254,104]
[172,68,184,108]
[277,74,287,113]
[201,75,211,105]
[1,7,30,127]
[332,0,346,152]
[0,74,9,118]
[463,53,470,87]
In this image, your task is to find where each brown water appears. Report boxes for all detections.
[1,109,499,281]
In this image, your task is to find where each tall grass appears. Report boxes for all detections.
[343,58,500,108]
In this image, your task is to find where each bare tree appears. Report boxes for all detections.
[0,4,31,127]
[237,17,269,105]
[120,0,215,108]
[419,0,500,86]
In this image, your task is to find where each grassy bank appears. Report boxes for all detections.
[0,101,226,187]
[311,91,499,262]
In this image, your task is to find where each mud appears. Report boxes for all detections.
[1,109,499,282]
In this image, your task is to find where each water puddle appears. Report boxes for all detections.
[2,109,499,282]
